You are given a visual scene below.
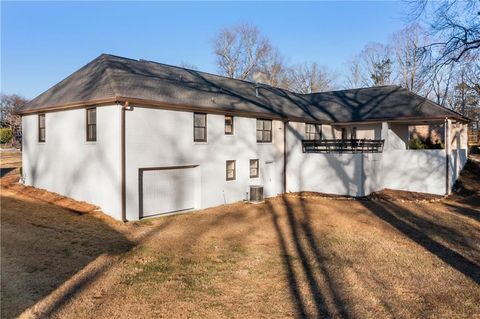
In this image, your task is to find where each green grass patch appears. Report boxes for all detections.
[121,241,248,300]
[123,256,174,286]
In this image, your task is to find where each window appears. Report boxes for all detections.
[226,160,236,181]
[194,113,207,142]
[86,108,97,141]
[305,123,321,140]
[256,119,272,143]
[249,159,259,178]
[351,127,357,140]
[38,114,46,142]
[225,115,234,135]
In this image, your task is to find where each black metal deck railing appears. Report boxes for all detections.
[302,139,385,153]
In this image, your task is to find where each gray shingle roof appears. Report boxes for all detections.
[20,54,467,122]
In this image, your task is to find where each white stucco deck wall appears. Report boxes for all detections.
[124,107,285,220]
[285,121,462,197]
[22,105,123,219]
[286,121,366,196]
[380,149,446,194]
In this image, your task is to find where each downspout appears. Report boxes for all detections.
[121,101,129,222]
[445,117,450,195]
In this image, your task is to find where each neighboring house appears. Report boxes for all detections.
[18,54,470,221]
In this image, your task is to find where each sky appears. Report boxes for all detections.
[1,1,410,99]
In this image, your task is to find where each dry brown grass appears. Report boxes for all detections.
[0,151,22,168]
[1,152,479,318]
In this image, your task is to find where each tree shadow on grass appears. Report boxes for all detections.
[441,195,480,223]
[0,194,134,318]
[266,196,351,319]
[360,199,480,284]
[265,192,480,318]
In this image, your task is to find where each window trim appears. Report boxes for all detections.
[305,123,322,140]
[225,115,234,135]
[193,113,207,142]
[226,160,236,181]
[256,119,273,143]
[38,114,45,143]
[249,159,259,178]
[86,107,97,142]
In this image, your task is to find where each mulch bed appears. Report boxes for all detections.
[368,189,445,202]
[284,189,445,203]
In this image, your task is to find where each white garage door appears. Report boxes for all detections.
[140,167,196,218]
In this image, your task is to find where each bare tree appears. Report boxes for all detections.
[344,43,394,87]
[286,62,337,94]
[253,48,290,88]
[0,94,27,146]
[213,23,273,80]
[426,63,455,107]
[1,94,26,128]
[392,23,429,94]
[344,58,364,89]
[449,62,480,116]
[409,0,480,70]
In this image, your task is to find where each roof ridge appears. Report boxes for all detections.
[100,55,120,97]
[102,53,404,97]
[104,53,299,95]
[304,85,402,96]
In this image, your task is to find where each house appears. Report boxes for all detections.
[18,54,470,221]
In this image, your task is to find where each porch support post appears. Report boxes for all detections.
[381,122,389,150]
[445,118,452,195]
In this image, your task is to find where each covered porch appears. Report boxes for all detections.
[301,118,469,154]
[288,118,469,197]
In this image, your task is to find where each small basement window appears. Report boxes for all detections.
[226,160,236,181]
[256,119,272,143]
[225,115,234,135]
[249,159,259,178]
[305,123,321,140]
[86,107,97,141]
[194,113,207,142]
[38,114,46,142]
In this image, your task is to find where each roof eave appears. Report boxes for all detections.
[17,97,120,115]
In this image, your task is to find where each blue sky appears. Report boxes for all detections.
[1,1,409,99]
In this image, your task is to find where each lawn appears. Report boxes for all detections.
[1,152,479,318]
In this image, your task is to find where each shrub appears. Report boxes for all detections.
[409,138,425,149]
[409,137,444,150]
[0,128,13,144]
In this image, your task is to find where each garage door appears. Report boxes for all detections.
[140,166,197,218]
